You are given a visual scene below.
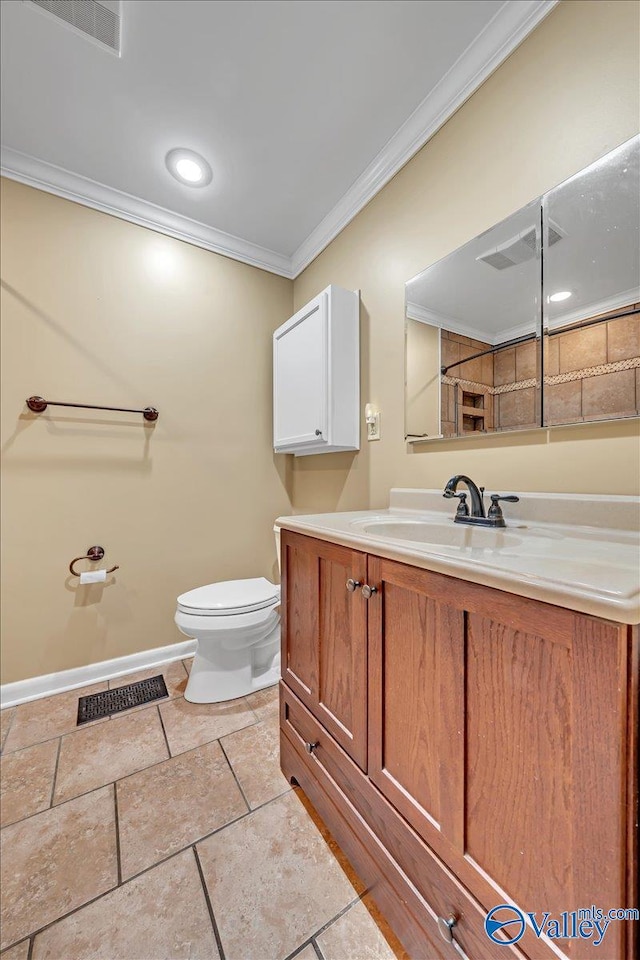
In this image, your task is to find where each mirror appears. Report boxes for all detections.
[405,135,639,441]
[542,137,639,426]
[406,201,541,439]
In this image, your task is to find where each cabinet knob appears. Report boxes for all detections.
[437,916,469,960]
[304,741,319,754]
[361,584,378,599]
[346,579,362,592]
[315,429,322,436]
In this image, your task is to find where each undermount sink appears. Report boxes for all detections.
[353,518,523,550]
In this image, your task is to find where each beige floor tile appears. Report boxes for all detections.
[317,900,400,960]
[3,685,108,754]
[53,708,168,804]
[358,894,411,960]
[294,791,367,897]
[245,683,279,721]
[159,695,257,756]
[0,708,16,752]
[117,739,247,880]
[0,786,117,950]
[182,658,192,674]
[0,940,30,960]
[221,716,289,808]
[32,849,219,960]
[197,791,359,960]
[108,660,188,711]
[0,739,59,827]
[291,947,318,960]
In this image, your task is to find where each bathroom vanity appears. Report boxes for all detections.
[276,490,639,960]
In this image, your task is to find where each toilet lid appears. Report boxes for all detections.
[177,577,280,615]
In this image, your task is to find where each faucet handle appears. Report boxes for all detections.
[488,493,519,522]
[452,492,469,518]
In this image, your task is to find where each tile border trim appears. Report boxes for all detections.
[0,640,196,709]
[444,356,640,397]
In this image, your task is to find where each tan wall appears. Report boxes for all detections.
[405,319,440,439]
[0,180,293,683]
[2,0,639,684]
[292,0,640,512]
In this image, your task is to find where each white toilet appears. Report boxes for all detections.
[175,577,281,704]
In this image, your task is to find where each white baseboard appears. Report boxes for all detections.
[0,640,197,709]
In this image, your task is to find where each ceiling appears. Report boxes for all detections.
[0,0,556,277]
[406,136,640,342]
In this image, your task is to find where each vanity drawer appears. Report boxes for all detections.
[280,682,527,960]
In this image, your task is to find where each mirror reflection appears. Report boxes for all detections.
[406,201,541,439]
[543,137,640,426]
[405,135,639,441]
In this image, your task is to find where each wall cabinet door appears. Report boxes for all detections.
[273,292,328,452]
[273,285,360,456]
[281,530,368,770]
[367,556,633,960]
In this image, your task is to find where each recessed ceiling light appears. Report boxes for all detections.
[549,290,572,303]
[165,148,212,187]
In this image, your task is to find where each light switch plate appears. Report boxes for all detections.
[366,410,380,441]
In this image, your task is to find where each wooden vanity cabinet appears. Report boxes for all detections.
[280,531,368,770]
[280,530,638,960]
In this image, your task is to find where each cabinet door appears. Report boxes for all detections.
[368,556,634,960]
[281,530,367,770]
[367,557,465,853]
[462,604,631,960]
[273,293,328,451]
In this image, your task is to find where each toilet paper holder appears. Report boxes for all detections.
[69,545,119,577]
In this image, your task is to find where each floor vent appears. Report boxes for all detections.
[24,0,121,56]
[77,675,168,724]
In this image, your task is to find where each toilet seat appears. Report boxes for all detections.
[177,577,280,617]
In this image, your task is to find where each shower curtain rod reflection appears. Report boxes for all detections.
[26,396,159,421]
[440,306,637,375]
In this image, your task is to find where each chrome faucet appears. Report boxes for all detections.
[443,475,519,528]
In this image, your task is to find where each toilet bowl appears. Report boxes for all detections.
[175,577,281,704]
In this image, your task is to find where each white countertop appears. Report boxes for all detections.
[275,489,640,624]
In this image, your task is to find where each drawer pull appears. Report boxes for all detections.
[346,579,362,592]
[437,916,469,960]
[361,584,378,599]
[305,741,319,754]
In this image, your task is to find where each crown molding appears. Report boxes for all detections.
[290,0,558,277]
[407,301,532,346]
[406,300,508,344]
[546,287,640,331]
[407,286,640,349]
[0,146,294,278]
[1,0,557,281]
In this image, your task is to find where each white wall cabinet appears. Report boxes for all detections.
[273,285,359,456]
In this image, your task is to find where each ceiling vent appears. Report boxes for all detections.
[24,0,121,55]
[477,220,564,271]
[546,221,565,247]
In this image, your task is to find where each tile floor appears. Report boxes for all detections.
[0,659,407,960]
